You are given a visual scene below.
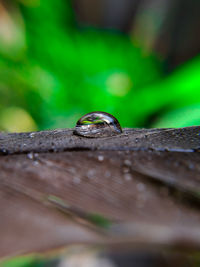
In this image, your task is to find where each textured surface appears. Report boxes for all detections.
[0,126,199,154]
[1,126,200,258]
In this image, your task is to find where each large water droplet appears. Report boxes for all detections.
[74,111,122,138]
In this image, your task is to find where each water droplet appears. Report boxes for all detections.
[124,159,132,166]
[87,169,96,179]
[27,152,34,159]
[98,155,104,161]
[29,132,35,138]
[34,153,39,158]
[136,183,145,192]
[73,177,81,184]
[33,160,39,166]
[124,173,132,181]
[74,111,122,138]
[68,167,76,174]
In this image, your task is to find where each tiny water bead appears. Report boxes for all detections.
[74,111,122,138]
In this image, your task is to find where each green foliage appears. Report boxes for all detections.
[0,0,162,131]
[0,0,199,132]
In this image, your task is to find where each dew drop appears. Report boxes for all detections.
[87,169,96,179]
[33,160,39,166]
[98,155,104,161]
[136,183,145,192]
[124,173,132,181]
[27,152,34,159]
[74,111,122,138]
[29,132,35,138]
[73,177,81,184]
[124,159,132,166]
[68,167,76,174]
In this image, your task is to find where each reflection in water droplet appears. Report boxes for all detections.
[74,111,122,138]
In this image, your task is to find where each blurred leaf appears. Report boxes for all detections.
[1,255,36,267]
[153,104,200,128]
[0,107,37,132]
[0,0,199,131]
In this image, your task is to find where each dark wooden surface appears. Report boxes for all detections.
[1,126,200,259]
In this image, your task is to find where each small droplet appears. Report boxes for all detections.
[124,173,132,181]
[74,111,122,138]
[98,155,104,161]
[29,132,35,138]
[87,169,96,179]
[124,159,132,166]
[73,177,81,184]
[33,160,39,166]
[68,167,76,174]
[136,183,145,192]
[27,152,34,159]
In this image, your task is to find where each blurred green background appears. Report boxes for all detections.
[0,0,199,132]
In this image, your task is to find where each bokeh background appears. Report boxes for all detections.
[0,0,199,132]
